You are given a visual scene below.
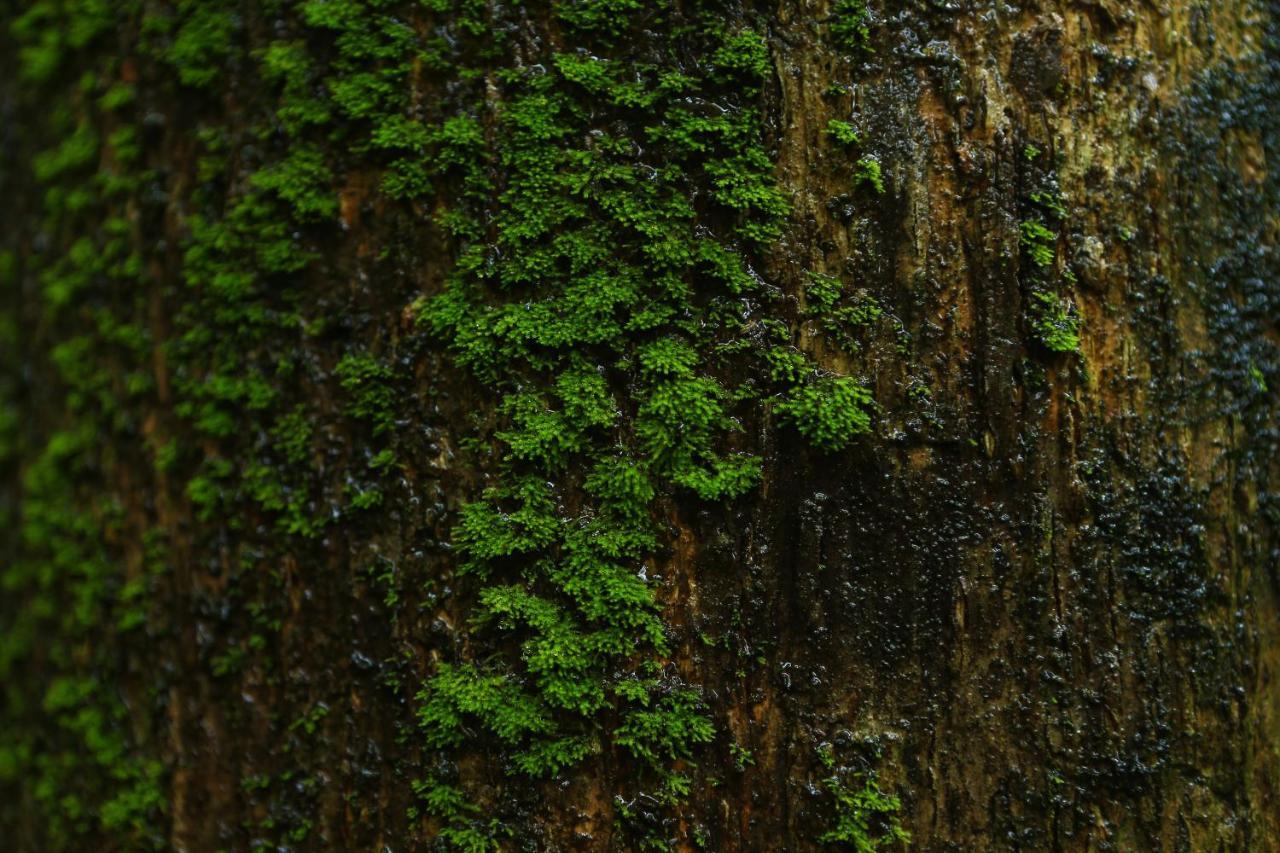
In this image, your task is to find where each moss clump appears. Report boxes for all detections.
[775,376,873,451]
[159,0,240,88]
[826,119,862,146]
[816,745,909,849]
[412,15,785,765]
[854,156,885,194]
[1019,151,1081,354]
[334,353,397,436]
[1020,219,1057,269]
[830,0,872,55]
[409,0,880,837]
[1030,291,1081,354]
[805,270,845,312]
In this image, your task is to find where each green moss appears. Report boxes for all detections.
[1028,190,1067,220]
[407,6,816,834]
[775,376,873,451]
[830,0,872,55]
[288,702,330,737]
[271,406,314,465]
[334,353,397,436]
[5,0,901,844]
[1248,361,1267,392]
[766,346,813,383]
[405,6,896,833]
[250,145,338,220]
[1019,158,1082,355]
[11,0,114,82]
[3,426,168,846]
[410,777,508,851]
[826,119,862,146]
[805,271,844,312]
[244,462,326,537]
[32,123,98,183]
[711,30,772,82]
[259,41,332,133]
[1030,291,1081,353]
[163,0,239,88]
[1020,220,1057,268]
[854,156,885,194]
[816,745,910,849]
[417,662,555,749]
[615,689,715,766]
[554,0,649,36]
[3,4,177,841]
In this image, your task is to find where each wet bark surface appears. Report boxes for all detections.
[2,0,1277,850]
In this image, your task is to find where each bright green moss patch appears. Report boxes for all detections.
[854,156,886,194]
[408,1,882,837]
[776,377,873,451]
[805,271,845,312]
[1029,189,1068,220]
[1020,220,1057,269]
[826,119,862,147]
[815,745,910,848]
[1018,150,1082,354]
[1031,291,1081,353]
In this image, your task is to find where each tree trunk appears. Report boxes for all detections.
[2,0,1277,850]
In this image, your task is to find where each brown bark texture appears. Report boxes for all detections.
[1,0,1278,851]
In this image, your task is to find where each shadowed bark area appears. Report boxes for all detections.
[1,0,1277,851]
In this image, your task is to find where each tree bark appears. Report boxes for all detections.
[2,0,1278,850]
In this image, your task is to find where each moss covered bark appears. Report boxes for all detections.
[1,0,1278,849]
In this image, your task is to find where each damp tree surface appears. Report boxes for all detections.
[2,0,1278,850]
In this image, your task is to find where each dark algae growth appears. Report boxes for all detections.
[1,0,1278,850]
